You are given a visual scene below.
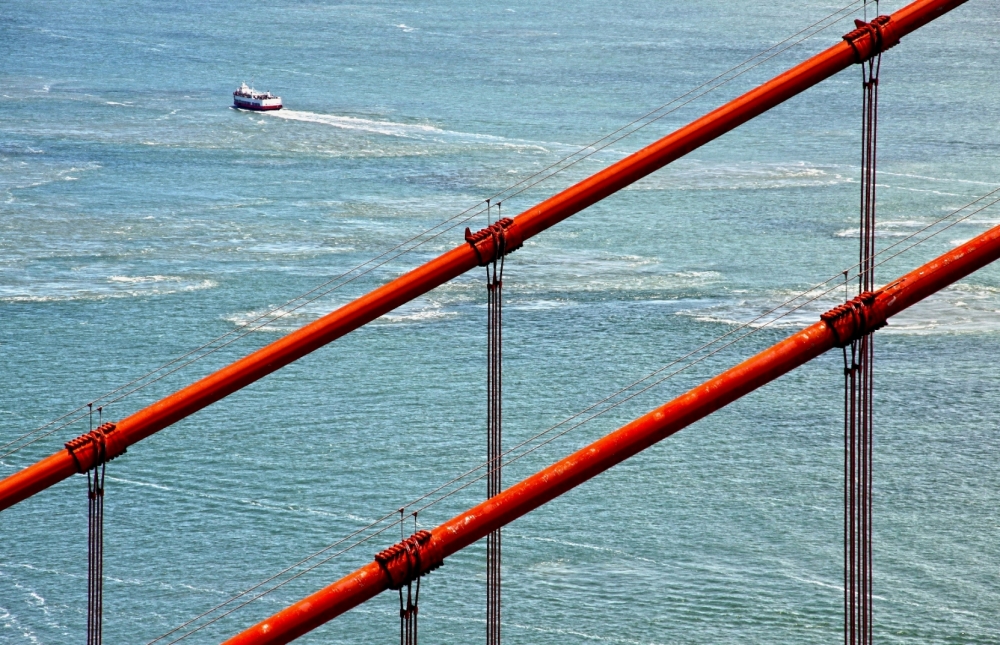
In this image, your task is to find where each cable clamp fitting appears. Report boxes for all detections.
[375,530,444,590]
[820,290,888,348]
[843,15,900,63]
[65,422,126,473]
[465,217,523,266]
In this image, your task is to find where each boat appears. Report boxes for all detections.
[232,83,282,111]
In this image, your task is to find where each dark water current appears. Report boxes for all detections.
[2,1,999,643]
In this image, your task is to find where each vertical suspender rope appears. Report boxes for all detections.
[462,199,521,645]
[87,453,106,645]
[395,511,422,645]
[844,21,881,645]
[486,201,505,645]
[76,405,111,645]
[66,407,122,645]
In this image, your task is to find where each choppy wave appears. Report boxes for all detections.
[630,161,998,194]
[509,533,657,564]
[221,259,726,333]
[878,170,1000,188]
[0,561,227,597]
[677,283,1000,335]
[0,276,217,303]
[676,293,834,330]
[628,160,850,191]
[224,303,336,333]
[835,216,999,239]
[516,251,723,293]
[836,219,940,238]
[381,299,457,324]
[428,611,669,645]
[0,161,102,196]
[224,295,456,332]
[886,283,1000,335]
[106,475,351,522]
[243,241,354,256]
[0,604,42,645]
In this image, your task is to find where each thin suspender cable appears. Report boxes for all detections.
[85,426,108,645]
[396,509,421,645]
[398,512,421,645]
[486,200,505,645]
[86,461,106,645]
[846,41,880,645]
[1,0,875,462]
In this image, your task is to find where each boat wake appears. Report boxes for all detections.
[267,109,455,139]
[265,109,555,152]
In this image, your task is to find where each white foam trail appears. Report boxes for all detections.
[267,110,451,138]
[265,109,555,151]
[108,274,183,284]
[878,170,1000,187]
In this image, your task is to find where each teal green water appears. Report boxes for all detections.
[2,1,999,643]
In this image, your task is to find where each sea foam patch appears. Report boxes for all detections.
[0,275,216,302]
[887,283,1000,335]
[224,295,457,333]
[628,160,849,192]
[676,282,1000,335]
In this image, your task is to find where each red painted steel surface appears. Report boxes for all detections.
[222,220,1000,645]
[0,0,967,512]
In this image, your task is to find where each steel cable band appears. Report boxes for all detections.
[843,15,900,63]
[465,218,522,267]
[377,529,438,645]
[65,422,125,474]
[820,292,888,347]
[374,530,441,590]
